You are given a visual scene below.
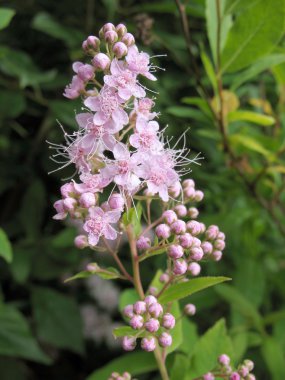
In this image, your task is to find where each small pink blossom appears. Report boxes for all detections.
[72,61,94,81]
[126,45,156,81]
[63,75,85,99]
[129,118,161,151]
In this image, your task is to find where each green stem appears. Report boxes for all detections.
[154,347,170,380]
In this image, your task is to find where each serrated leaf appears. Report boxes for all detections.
[0,8,15,30]
[0,228,13,263]
[228,110,275,126]
[159,276,231,304]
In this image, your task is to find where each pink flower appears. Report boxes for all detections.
[72,61,94,81]
[129,118,161,151]
[101,143,141,192]
[83,206,121,246]
[104,60,145,100]
[126,45,156,81]
[132,98,157,120]
[63,75,85,99]
[73,173,109,194]
[84,86,128,128]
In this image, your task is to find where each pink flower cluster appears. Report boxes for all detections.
[203,354,255,380]
[122,295,175,352]
[108,372,132,380]
[52,22,191,249]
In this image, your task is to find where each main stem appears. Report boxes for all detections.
[126,222,169,380]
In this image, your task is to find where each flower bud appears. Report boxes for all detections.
[141,336,156,352]
[201,241,213,255]
[239,366,249,377]
[214,239,225,251]
[136,236,151,251]
[158,332,172,347]
[122,336,136,351]
[182,179,195,188]
[212,250,223,261]
[218,354,230,366]
[168,244,184,259]
[155,223,171,239]
[116,23,128,37]
[61,182,75,198]
[174,204,187,217]
[162,313,175,329]
[109,192,125,210]
[63,197,77,211]
[86,263,99,272]
[188,207,199,219]
[184,303,196,316]
[188,262,201,276]
[130,315,144,329]
[133,301,146,315]
[194,190,204,202]
[103,23,115,32]
[173,259,187,275]
[171,220,186,235]
[121,32,135,46]
[148,302,163,318]
[184,186,196,199]
[244,360,254,371]
[105,30,118,44]
[178,233,194,249]
[205,225,219,240]
[149,286,157,296]
[79,192,96,208]
[144,295,157,306]
[190,247,204,261]
[162,210,177,225]
[123,305,134,318]
[159,273,170,283]
[192,237,201,247]
[187,220,202,236]
[82,35,100,52]
[230,372,240,380]
[92,53,111,71]
[145,318,160,333]
[113,42,128,58]
[74,235,88,249]
[169,182,181,198]
[246,375,256,380]
[53,200,65,214]
[217,231,225,240]
[101,201,111,211]
[203,373,214,380]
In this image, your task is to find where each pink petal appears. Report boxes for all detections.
[76,113,93,129]
[103,224,117,240]
[129,134,140,148]
[88,233,99,246]
[159,185,169,202]
[113,143,130,160]
[89,206,104,219]
[106,209,122,223]
[94,110,108,125]
[84,96,100,111]
[112,108,129,126]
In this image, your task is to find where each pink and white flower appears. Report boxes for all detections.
[129,118,162,151]
[63,75,85,99]
[126,46,156,81]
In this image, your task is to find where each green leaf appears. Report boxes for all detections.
[49,100,81,129]
[32,12,84,49]
[225,0,260,14]
[65,265,121,282]
[159,276,231,304]
[32,287,84,355]
[228,110,275,126]
[215,284,264,332]
[181,97,213,118]
[10,246,33,283]
[221,0,285,73]
[229,133,272,158]
[119,289,139,314]
[0,304,51,364]
[206,0,232,64]
[112,326,138,339]
[186,319,233,378]
[0,8,15,30]
[170,353,189,380]
[86,351,156,380]
[201,50,218,93]
[261,336,285,380]
[166,106,210,122]
[0,90,26,119]
[167,301,183,354]
[0,228,12,263]
[180,319,199,356]
[122,203,143,236]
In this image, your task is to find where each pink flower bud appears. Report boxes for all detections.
[230,372,240,380]
[214,239,225,251]
[121,33,135,46]
[184,303,196,316]
[178,233,194,249]
[158,332,172,347]
[171,220,186,235]
[53,199,65,214]
[182,179,195,188]
[109,193,125,210]
[155,223,171,239]
[246,375,256,380]
[63,197,77,211]
[190,247,204,261]
[101,201,111,211]
[217,231,225,240]
[162,313,175,329]
[133,301,146,315]
[159,273,170,283]
[205,225,219,240]
[244,360,254,371]
[168,244,184,259]
[136,236,151,251]
[60,182,75,197]
[141,336,156,352]
[122,336,136,351]
[184,186,196,199]
[123,305,134,318]
[212,250,223,261]
[145,318,160,332]
[74,62,95,81]
[194,190,204,202]
[79,192,96,208]
[203,373,214,380]
[174,204,187,217]
[82,35,100,51]
[116,23,128,37]
[113,42,128,58]
[92,53,111,70]
[168,182,181,198]
[103,23,116,32]
[86,263,99,272]
[218,354,230,366]
[173,259,187,275]
[188,207,199,219]
[188,262,201,276]
[74,235,88,249]
[162,210,177,225]
[192,237,201,247]
[148,302,163,318]
[105,30,118,44]
[201,241,213,255]
[239,366,249,377]
[187,220,202,236]
[130,315,144,329]
[149,286,157,296]
[144,295,157,306]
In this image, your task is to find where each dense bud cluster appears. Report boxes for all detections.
[108,371,132,380]
[202,354,255,380]
[122,296,175,352]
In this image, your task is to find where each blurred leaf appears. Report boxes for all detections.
[0,304,51,363]
[0,8,15,30]
[229,133,272,158]
[206,0,232,64]
[32,12,84,49]
[170,353,189,380]
[0,228,12,263]
[181,97,212,117]
[261,336,285,380]
[228,110,275,126]
[249,98,273,115]
[112,326,138,338]
[65,265,121,282]
[134,2,205,17]
[221,0,285,73]
[201,49,218,93]
[186,319,233,378]
[119,289,139,314]
[159,276,231,304]
[180,319,199,356]
[86,351,156,380]
[32,287,84,355]
[10,247,33,283]
[167,301,183,354]
[211,90,240,116]
[49,100,81,129]
[166,106,211,122]
[225,0,260,14]
[0,90,26,119]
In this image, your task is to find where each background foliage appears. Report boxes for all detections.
[0,0,285,379]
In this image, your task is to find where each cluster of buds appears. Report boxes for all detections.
[122,295,175,352]
[203,354,255,380]
[108,372,132,380]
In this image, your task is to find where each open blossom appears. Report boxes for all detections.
[73,172,109,194]
[84,85,128,128]
[126,45,156,81]
[83,207,121,246]
[129,118,162,151]
[104,59,145,100]
[63,75,85,99]
[132,98,157,120]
